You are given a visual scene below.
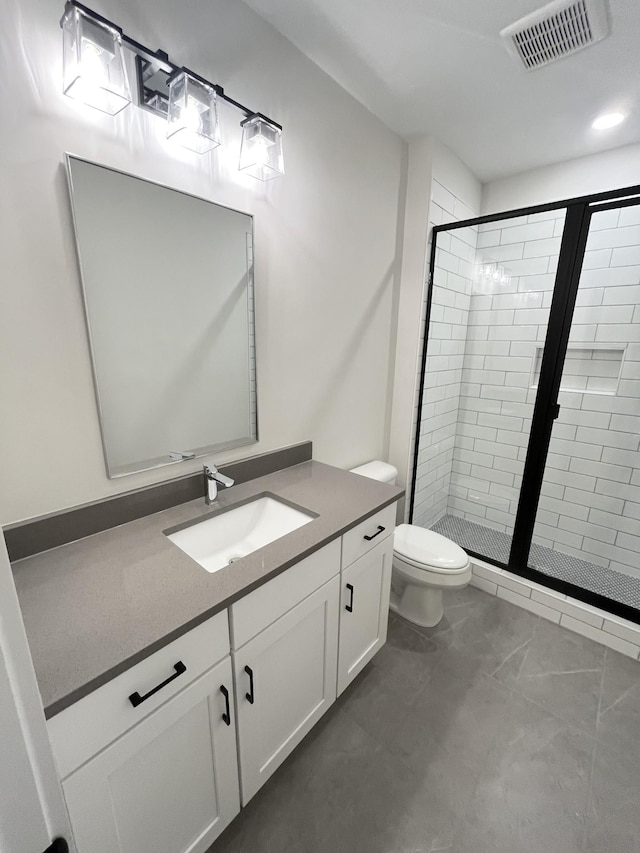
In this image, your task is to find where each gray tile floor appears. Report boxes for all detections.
[211,586,640,853]
[433,513,640,610]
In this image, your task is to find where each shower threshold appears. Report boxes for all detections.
[431,514,640,612]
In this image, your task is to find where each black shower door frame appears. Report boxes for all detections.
[410,183,640,624]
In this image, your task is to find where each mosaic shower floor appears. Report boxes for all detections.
[431,513,640,611]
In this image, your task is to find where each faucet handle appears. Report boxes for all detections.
[203,463,234,487]
[216,472,235,488]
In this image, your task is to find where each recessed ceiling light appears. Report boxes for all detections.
[592,112,626,130]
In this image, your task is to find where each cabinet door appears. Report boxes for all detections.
[62,658,239,853]
[234,575,340,804]
[337,536,393,696]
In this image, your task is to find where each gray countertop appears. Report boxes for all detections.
[12,461,402,718]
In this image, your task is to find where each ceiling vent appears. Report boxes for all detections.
[500,0,610,71]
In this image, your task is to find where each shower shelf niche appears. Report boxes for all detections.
[530,345,625,396]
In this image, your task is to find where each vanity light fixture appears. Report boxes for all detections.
[61,2,131,115]
[166,70,221,154]
[60,1,284,178]
[239,114,285,180]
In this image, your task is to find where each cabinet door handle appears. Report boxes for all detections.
[128,661,187,708]
[346,583,354,613]
[220,685,231,726]
[364,525,385,541]
[245,665,255,704]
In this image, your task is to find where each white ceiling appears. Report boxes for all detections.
[243,0,640,181]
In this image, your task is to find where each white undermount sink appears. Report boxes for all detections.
[166,495,315,574]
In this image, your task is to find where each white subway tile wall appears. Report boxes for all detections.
[446,211,565,543]
[532,206,640,578]
[412,179,478,529]
[415,200,640,622]
[439,205,640,580]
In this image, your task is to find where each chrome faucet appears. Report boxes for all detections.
[204,464,235,505]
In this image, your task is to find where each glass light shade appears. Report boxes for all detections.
[62,5,131,115]
[167,72,221,154]
[239,116,284,181]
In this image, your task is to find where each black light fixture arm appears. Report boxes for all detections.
[61,0,282,129]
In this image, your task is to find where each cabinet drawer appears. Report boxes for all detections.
[341,504,395,570]
[48,609,230,780]
[230,539,340,649]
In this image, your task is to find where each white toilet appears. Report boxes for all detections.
[350,461,472,628]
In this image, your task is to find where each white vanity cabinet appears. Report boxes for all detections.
[48,611,239,853]
[48,505,397,850]
[61,657,240,853]
[337,506,395,695]
[230,540,341,804]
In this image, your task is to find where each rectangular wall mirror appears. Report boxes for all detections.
[66,155,257,478]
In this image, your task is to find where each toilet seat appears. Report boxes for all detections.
[394,552,471,576]
[392,553,471,589]
[393,524,469,572]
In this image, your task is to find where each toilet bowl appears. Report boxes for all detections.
[350,461,472,628]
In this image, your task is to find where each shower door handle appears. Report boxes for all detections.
[553,403,560,419]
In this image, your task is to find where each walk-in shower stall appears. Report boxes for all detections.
[411,185,640,623]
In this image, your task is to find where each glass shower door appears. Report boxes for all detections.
[527,200,640,610]
[415,209,565,565]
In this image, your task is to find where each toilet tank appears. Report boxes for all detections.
[349,460,398,485]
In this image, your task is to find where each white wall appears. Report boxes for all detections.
[0,0,404,524]
[0,537,74,852]
[412,183,478,529]
[431,142,482,222]
[386,137,433,514]
[482,143,640,215]
[388,137,480,520]
[0,631,49,853]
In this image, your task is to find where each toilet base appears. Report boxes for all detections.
[390,584,444,628]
